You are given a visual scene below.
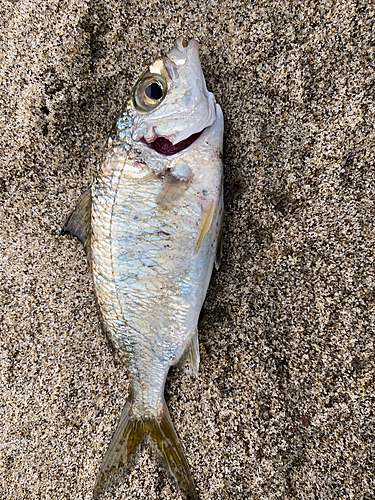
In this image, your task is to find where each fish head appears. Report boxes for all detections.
[131,37,218,155]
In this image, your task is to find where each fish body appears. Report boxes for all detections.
[92,97,223,420]
[62,37,223,499]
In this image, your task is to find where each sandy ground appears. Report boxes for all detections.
[0,0,374,499]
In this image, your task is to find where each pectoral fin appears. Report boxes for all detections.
[156,171,191,208]
[60,187,92,264]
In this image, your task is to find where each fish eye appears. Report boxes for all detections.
[134,75,167,111]
[145,82,163,100]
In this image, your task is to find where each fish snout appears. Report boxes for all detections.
[168,37,200,66]
[176,35,189,48]
[175,36,199,51]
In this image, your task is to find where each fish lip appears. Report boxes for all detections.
[140,128,205,156]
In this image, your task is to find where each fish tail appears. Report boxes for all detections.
[92,398,142,499]
[93,397,197,500]
[146,399,198,499]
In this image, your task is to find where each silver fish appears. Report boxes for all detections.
[62,36,223,499]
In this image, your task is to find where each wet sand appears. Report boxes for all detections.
[0,0,374,498]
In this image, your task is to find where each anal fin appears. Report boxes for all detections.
[175,330,200,377]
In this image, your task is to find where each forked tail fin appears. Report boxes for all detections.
[93,397,197,500]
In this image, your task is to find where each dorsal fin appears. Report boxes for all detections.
[60,187,92,265]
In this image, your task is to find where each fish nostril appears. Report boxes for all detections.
[182,37,188,48]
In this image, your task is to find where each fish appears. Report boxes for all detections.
[61,36,223,499]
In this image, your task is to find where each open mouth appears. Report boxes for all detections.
[141,129,204,156]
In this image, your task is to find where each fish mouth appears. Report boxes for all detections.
[140,129,204,156]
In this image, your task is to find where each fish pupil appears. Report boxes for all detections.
[146,82,163,100]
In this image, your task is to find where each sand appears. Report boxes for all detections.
[0,0,374,498]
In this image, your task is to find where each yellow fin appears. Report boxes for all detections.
[194,200,215,254]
